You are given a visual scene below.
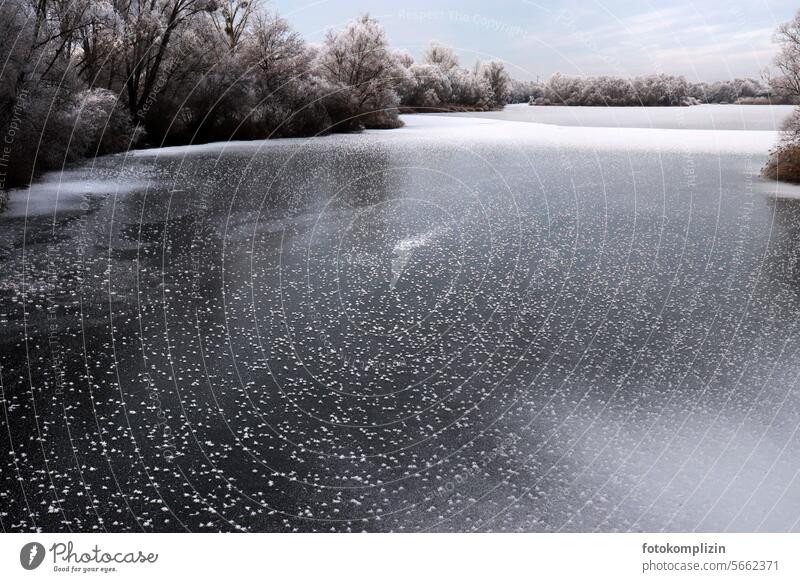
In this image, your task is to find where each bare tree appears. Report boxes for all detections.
[115,0,218,117]
[210,0,260,52]
[74,2,124,88]
[476,60,511,106]
[243,11,304,82]
[317,14,402,126]
[772,10,800,97]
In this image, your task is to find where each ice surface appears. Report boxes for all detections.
[447,102,795,131]
[2,107,799,533]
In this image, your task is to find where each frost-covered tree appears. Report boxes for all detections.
[394,49,414,69]
[403,64,453,107]
[772,10,800,98]
[509,79,542,103]
[240,12,330,137]
[631,75,688,106]
[0,0,139,193]
[0,0,36,126]
[115,0,219,118]
[536,73,705,106]
[243,12,305,88]
[763,9,800,182]
[72,88,139,156]
[74,1,126,89]
[544,73,585,105]
[712,81,738,103]
[476,60,511,106]
[449,67,492,106]
[0,3,538,197]
[423,43,459,73]
[316,14,402,129]
[397,43,502,110]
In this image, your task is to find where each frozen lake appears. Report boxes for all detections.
[2,107,800,532]
[449,102,795,130]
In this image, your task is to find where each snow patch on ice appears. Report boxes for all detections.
[5,172,153,217]
[394,226,444,252]
[756,177,800,199]
[389,115,780,155]
[390,226,446,289]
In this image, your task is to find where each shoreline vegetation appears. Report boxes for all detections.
[762,11,800,183]
[518,74,797,108]
[397,104,502,113]
[0,0,515,205]
[764,109,800,183]
[4,3,800,210]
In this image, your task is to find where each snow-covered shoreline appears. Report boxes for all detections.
[126,113,780,159]
[392,114,780,155]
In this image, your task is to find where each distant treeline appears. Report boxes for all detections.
[509,75,797,107]
[0,0,512,197]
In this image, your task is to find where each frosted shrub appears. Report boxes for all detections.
[476,60,512,106]
[424,43,460,73]
[73,89,140,156]
[544,74,585,105]
[404,64,453,107]
[533,74,737,106]
[510,79,542,103]
[448,68,492,107]
[763,106,800,182]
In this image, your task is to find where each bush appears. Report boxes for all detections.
[73,89,140,156]
[1,80,86,189]
[762,143,800,182]
[763,108,800,182]
[395,42,507,110]
[1,3,521,198]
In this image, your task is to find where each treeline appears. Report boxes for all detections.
[509,74,796,107]
[397,44,511,112]
[763,10,800,182]
[0,0,513,197]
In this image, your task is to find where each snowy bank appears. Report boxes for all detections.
[127,114,779,160]
[389,115,780,156]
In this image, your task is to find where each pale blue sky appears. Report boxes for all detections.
[272,0,799,81]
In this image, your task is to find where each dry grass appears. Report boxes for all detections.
[737,96,798,105]
[397,104,499,114]
[762,142,800,183]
